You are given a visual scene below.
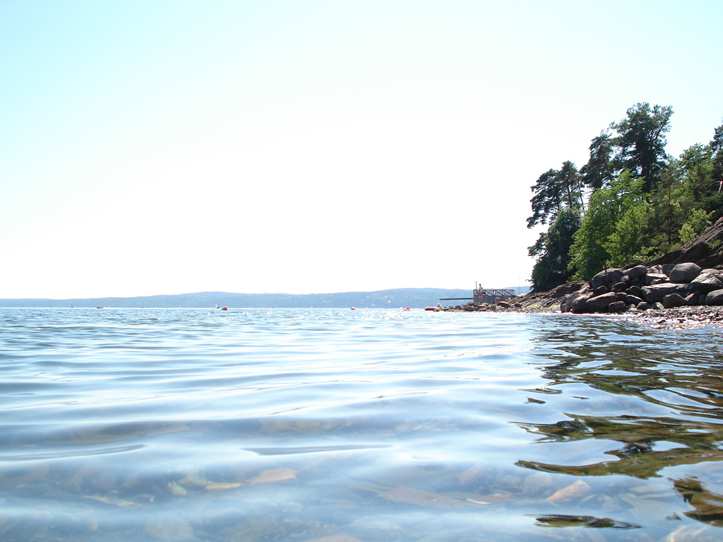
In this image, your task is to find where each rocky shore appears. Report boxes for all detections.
[443,218,723,329]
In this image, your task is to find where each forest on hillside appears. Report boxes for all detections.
[528,103,723,292]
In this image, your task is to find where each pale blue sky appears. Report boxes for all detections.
[1,1,722,298]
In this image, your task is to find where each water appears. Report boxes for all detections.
[0,308,721,541]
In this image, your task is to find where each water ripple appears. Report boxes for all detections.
[0,308,721,541]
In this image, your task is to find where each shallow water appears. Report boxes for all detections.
[0,308,721,541]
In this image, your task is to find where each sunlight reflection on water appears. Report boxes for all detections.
[0,308,721,541]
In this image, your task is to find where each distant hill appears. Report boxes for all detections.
[0,287,530,308]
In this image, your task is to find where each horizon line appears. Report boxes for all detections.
[0,285,530,302]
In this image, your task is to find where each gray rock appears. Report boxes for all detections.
[612,280,629,292]
[608,301,627,312]
[705,289,723,306]
[645,273,669,285]
[690,273,723,293]
[591,268,624,290]
[700,268,723,279]
[669,262,702,283]
[661,264,676,276]
[684,293,701,306]
[624,265,648,282]
[560,292,583,313]
[642,283,689,303]
[654,302,665,310]
[637,302,651,311]
[586,292,621,312]
[626,285,644,298]
[593,285,609,296]
[662,293,686,308]
[622,294,643,306]
[570,295,592,314]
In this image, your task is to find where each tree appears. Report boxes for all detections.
[648,163,686,253]
[679,209,713,244]
[529,208,580,291]
[612,103,673,192]
[581,132,615,190]
[527,169,563,228]
[527,162,583,228]
[711,123,723,182]
[569,172,647,279]
[558,161,585,210]
[604,199,652,266]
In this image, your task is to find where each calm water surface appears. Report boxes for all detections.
[0,308,722,541]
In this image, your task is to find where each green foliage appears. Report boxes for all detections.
[647,164,686,254]
[527,162,584,228]
[530,209,580,292]
[527,105,721,290]
[569,172,646,279]
[578,103,673,195]
[613,103,673,192]
[581,132,615,189]
[679,208,712,245]
[604,199,652,266]
[711,124,723,183]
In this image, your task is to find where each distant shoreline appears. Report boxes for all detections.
[0,287,529,309]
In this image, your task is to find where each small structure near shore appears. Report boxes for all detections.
[472,282,515,304]
[439,282,516,306]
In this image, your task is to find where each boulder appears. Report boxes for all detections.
[624,265,648,282]
[570,295,592,314]
[654,302,665,310]
[637,302,651,311]
[593,285,609,296]
[669,262,702,283]
[622,294,644,306]
[626,285,644,298]
[608,301,627,312]
[662,293,686,308]
[612,280,629,292]
[690,273,723,293]
[591,268,624,290]
[700,268,723,279]
[705,289,723,306]
[642,283,689,303]
[586,292,621,312]
[684,293,702,306]
[560,292,581,313]
[645,273,669,285]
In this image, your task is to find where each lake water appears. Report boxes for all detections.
[0,308,721,541]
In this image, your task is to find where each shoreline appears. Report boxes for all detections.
[441,302,723,330]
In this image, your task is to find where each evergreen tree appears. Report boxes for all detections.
[527,162,584,291]
[580,132,615,190]
[612,103,673,192]
[527,162,583,228]
[529,209,580,291]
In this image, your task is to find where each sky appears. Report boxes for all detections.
[1,0,722,298]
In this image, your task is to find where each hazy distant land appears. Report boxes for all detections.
[0,288,529,309]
